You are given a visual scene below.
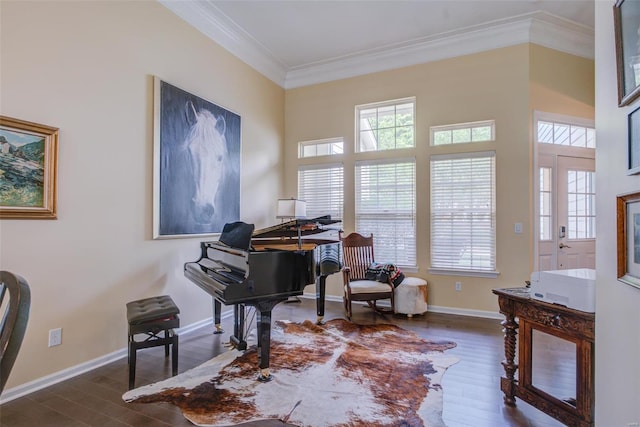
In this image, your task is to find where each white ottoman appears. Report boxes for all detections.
[394,277,428,317]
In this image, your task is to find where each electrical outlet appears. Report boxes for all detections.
[455,281,462,291]
[48,328,62,347]
[627,423,639,427]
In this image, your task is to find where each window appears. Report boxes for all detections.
[298,137,343,158]
[431,120,495,146]
[537,121,595,148]
[298,164,344,220]
[356,98,415,152]
[430,151,496,275]
[539,167,552,241]
[567,170,595,239]
[355,159,416,266]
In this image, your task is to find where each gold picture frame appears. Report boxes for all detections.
[0,116,59,219]
[617,190,640,289]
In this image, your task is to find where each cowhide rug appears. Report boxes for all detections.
[122,319,458,427]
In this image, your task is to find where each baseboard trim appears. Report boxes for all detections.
[0,348,128,405]
[1,299,499,404]
[0,312,234,405]
[426,305,503,320]
[300,293,502,319]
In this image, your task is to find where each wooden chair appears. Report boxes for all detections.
[0,271,31,395]
[340,232,394,320]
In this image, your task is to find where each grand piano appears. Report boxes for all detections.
[184,216,341,381]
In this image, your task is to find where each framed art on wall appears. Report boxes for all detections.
[614,0,640,107]
[152,77,241,239]
[617,190,640,289]
[0,116,58,219]
[628,105,640,174]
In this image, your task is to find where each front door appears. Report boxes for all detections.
[536,154,595,271]
[556,155,596,269]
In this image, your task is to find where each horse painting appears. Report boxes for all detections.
[184,101,227,225]
[155,79,240,238]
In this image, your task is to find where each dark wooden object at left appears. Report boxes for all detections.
[492,287,594,427]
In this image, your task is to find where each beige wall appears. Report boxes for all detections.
[530,45,596,115]
[595,2,640,425]
[286,45,594,314]
[0,0,603,404]
[0,0,284,390]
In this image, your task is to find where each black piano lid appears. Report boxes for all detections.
[252,215,341,239]
[218,221,255,251]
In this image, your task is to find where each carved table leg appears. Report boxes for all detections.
[500,311,518,406]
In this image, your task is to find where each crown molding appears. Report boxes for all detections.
[160,2,594,90]
[285,12,594,89]
[286,17,533,89]
[529,13,594,60]
[159,0,288,87]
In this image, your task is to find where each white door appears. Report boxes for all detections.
[556,155,595,269]
[536,154,595,271]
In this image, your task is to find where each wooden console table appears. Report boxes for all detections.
[492,288,595,427]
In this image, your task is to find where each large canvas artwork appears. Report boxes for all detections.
[153,77,241,238]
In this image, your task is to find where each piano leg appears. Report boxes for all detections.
[254,299,285,382]
[212,298,223,334]
[230,304,247,351]
[256,309,273,382]
[316,274,327,325]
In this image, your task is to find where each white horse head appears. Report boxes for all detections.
[185,101,227,225]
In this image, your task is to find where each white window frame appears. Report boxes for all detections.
[539,166,553,241]
[429,151,498,278]
[355,158,416,268]
[430,120,495,146]
[298,163,344,221]
[355,97,416,153]
[298,137,344,159]
[536,115,596,148]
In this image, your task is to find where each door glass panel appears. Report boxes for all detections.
[531,329,577,407]
[567,170,596,239]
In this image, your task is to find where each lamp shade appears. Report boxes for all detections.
[277,198,306,219]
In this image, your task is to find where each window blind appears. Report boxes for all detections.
[430,151,496,271]
[355,159,416,266]
[298,164,344,220]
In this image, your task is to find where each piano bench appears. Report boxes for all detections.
[126,295,180,390]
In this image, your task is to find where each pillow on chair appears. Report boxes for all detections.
[365,262,405,287]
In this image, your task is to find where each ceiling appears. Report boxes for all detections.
[160,0,595,89]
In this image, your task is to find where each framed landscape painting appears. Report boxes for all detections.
[153,77,241,239]
[0,116,58,219]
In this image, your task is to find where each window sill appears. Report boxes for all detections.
[428,268,500,278]
[398,265,418,274]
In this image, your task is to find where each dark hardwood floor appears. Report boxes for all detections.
[0,298,565,427]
